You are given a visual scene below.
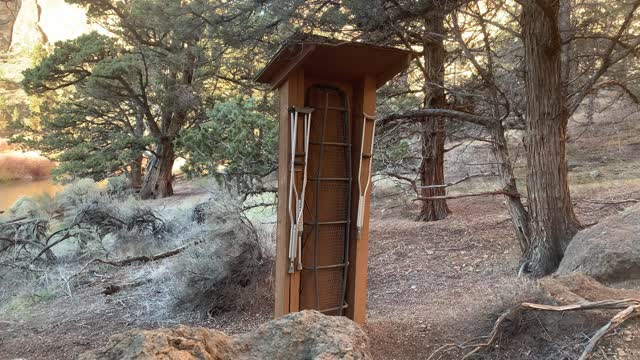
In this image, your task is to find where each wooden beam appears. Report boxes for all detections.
[347,75,377,324]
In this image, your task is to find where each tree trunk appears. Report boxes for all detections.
[130,155,143,189]
[559,0,572,98]
[418,11,450,221]
[419,117,450,221]
[131,112,144,190]
[521,0,581,276]
[489,123,531,251]
[139,137,174,199]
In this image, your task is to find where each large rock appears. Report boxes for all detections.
[9,0,46,51]
[7,0,92,52]
[0,0,20,51]
[79,310,371,360]
[558,205,640,283]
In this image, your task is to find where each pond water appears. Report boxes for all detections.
[0,179,62,212]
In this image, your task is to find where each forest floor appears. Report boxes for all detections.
[1,180,639,360]
[1,95,640,360]
[0,181,640,360]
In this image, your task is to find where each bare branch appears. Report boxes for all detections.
[414,189,521,201]
[381,108,494,127]
[415,173,499,189]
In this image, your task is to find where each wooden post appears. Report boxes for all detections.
[347,75,376,324]
[275,68,305,317]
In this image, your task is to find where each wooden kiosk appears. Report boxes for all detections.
[255,36,414,324]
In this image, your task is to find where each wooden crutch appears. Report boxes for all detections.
[287,107,314,273]
[356,113,376,240]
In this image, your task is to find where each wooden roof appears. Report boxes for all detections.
[254,34,417,89]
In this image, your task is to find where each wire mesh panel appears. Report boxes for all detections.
[299,85,352,315]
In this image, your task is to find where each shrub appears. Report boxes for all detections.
[0,153,55,182]
[172,233,270,316]
[0,264,74,316]
[168,193,273,315]
[106,175,132,197]
[37,179,172,260]
[56,178,103,209]
[7,193,57,219]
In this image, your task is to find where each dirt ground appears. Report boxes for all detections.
[2,96,640,360]
[1,183,639,360]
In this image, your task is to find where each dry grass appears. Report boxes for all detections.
[0,138,14,152]
[0,152,55,182]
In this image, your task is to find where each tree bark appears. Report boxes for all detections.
[130,155,143,189]
[139,137,175,199]
[521,0,581,276]
[559,0,571,98]
[489,123,531,251]
[418,11,450,221]
[130,112,145,190]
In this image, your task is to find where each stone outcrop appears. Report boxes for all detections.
[9,0,46,51]
[557,204,640,284]
[0,0,21,51]
[1,0,92,52]
[79,310,371,360]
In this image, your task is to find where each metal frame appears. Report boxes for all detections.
[303,85,352,316]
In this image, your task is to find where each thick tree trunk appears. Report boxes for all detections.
[521,0,581,276]
[139,137,174,199]
[559,0,572,97]
[418,117,450,221]
[418,11,450,221]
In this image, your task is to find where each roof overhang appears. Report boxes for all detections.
[254,36,418,90]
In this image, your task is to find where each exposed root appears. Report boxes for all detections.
[427,299,640,360]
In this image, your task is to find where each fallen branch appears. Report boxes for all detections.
[0,217,28,226]
[414,190,521,201]
[103,278,153,295]
[90,244,189,267]
[580,304,639,358]
[30,227,78,263]
[456,299,640,360]
[31,211,84,263]
[68,238,209,283]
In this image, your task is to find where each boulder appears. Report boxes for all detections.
[10,0,46,51]
[557,205,640,283]
[79,310,371,360]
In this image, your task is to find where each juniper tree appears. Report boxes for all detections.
[20,0,280,198]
